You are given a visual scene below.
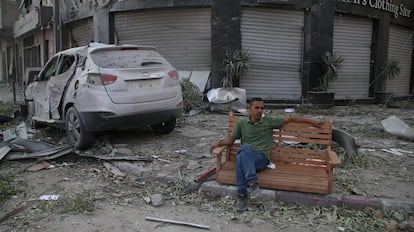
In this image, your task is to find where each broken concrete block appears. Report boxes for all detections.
[381,115,414,140]
[150,194,163,207]
[114,161,146,177]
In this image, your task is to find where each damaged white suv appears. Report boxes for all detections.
[25,44,183,150]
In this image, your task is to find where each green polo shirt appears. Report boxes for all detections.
[232,115,285,157]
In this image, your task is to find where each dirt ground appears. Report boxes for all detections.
[1,84,414,231]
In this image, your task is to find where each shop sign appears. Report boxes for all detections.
[14,9,39,37]
[337,0,412,18]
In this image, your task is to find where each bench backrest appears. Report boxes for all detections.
[225,112,333,168]
[272,119,333,168]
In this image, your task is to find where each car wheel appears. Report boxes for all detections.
[151,118,176,134]
[65,107,94,150]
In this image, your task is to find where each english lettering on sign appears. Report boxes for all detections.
[337,0,412,18]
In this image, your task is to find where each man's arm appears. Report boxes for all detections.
[284,116,324,127]
[210,136,236,153]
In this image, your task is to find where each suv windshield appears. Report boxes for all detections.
[90,49,168,69]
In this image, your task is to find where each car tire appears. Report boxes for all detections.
[151,118,176,134]
[65,106,94,150]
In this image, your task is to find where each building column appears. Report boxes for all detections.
[210,0,241,89]
[372,13,390,94]
[93,7,110,44]
[302,0,335,97]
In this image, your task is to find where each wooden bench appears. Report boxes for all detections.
[212,112,341,194]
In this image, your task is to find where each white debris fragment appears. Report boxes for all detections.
[381,115,414,139]
[381,149,403,156]
[39,194,60,201]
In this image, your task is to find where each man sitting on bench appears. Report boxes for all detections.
[210,98,323,212]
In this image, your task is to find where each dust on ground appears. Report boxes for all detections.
[1,84,414,231]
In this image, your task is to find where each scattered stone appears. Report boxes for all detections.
[143,196,151,204]
[101,138,113,150]
[186,160,200,170]
[98,146,111,155]
[385,220,399,231]
[399,221,409,230]
[391,211,406,223]
[348,187,366,196]
[103,162,126,179]
[115,147,134,156]
[175,149,187,155]
[114,161,146,177]
[150,194,163,207]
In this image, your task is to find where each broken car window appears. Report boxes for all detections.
[90,49,168,69]
[58,55,76,74]
[40,56,59,81]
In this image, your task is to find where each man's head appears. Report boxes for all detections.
[248,98,264,123]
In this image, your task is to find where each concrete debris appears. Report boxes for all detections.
[150,194,163,207]
[186,160,201,170]
[143,196,151,204]
[1,122,28,142]
[15,122,28,140]
[381,115,414,140]
[103,162,126,179]
[114,146,134,156]
[175,149,187,155]
[391,211,406,223]
[151,155,170,163]
[113,161,147,177]
[26,161,51,172]
[381,148,412,156]
[39,194,60,201]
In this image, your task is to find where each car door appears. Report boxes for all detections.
[47,54,77,119]
[29,55,60,121]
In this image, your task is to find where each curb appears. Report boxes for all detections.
[198,181,414,213]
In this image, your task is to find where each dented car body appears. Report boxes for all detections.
[25,44,183,149]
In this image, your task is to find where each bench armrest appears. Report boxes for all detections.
[212,146,226,156]
[328,150,341,167]
[212,146,226,169]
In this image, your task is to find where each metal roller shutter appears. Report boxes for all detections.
[114,8,211,70]
[240,8,304,100]
[70,17,93,47]
[332,15,373,100]
[386,26,413,96]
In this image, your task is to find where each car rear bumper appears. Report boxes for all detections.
[79,108,182,132]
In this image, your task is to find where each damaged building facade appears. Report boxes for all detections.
[2,0,414,104]
[0,0,19,83]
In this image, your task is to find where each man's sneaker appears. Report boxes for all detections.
[247,182,260,199]
[236,194,248,212]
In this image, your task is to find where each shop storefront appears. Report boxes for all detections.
[55,0,414,103]
[240,8,304,100]
[113,8,212,71]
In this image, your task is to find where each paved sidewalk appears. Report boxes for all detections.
[198,181,414,212]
